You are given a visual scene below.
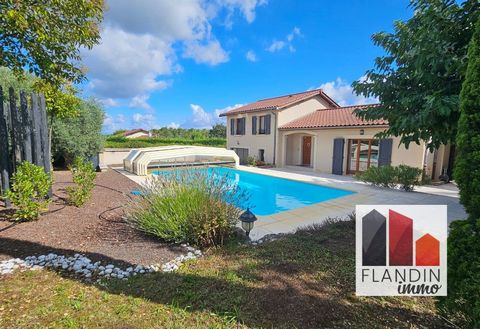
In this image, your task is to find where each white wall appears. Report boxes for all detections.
[278,127,428,174]
[125,132,149,139]
[226,111,277,163]
[225,95,326,164]
[277,96,329,126]
[285,134,313,166]
[98,148,132,167]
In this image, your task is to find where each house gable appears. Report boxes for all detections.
[219,89,339,117]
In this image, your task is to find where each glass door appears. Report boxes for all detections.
[347,139,379,174]
[348,140,359,174]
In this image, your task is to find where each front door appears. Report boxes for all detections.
[302,136,312,166]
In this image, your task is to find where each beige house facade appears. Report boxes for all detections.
[221,89,454,181]
[123,129,150,139]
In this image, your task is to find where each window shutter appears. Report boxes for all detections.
[252,116,257,135]
[265,114,271,134]
[230,118,234,135]
[378,139,393,166]
[241,117,246,135]
[332,138,345,175]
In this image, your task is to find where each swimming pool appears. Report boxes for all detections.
[152,167,354,216]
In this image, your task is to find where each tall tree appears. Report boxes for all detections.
[353,0,479,150]
[455,16,480,222]
[51,99,105,165]
[209,124,227,138]
[0,0,104,87]
[439,19,480,329]
[0,66,80,118]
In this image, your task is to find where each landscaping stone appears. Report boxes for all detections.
[0,244,204,279]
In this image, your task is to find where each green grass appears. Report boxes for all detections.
[105,136,226,148]
[0,219,448,328]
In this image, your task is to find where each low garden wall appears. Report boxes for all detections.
[98,148,132,168]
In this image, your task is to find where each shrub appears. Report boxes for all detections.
[209,124,226,138]
[247,156,256,166]
[5,161,52,221]
[440,17,480,328]
[127,169,249,247]
[51,99,105,165]
[104,136,226,149]
[65,157,96,207]
[356,165,422,191]
[356,165,397,188]
[396,165,422,191]
[438,220,480,328]
[455,15,480,221]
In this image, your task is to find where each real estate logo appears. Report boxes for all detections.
[356,205,447,296]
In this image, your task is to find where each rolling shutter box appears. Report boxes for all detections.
[378,139,393,166]
[332,138,345,175]
[252,116,257,135]
[265,114,271,135]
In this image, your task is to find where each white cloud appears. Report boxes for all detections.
[317,77,378,106]
[83,0,266,105]
[287,27,301,42]
[183,39,229,65]
[103,113,126,133]
[221,0,268,27]
[105,0,209,41]
[214,103,243,118]
[132,113,157,129]
[184,104,213,128]
[245,50,257,62]
[167,122,180,129]
[267,40,286,52]
[129,94,153,111]
[99,98,119,107]
[182,103,243,128]
[83,26,174,99]
[267,27,301,53]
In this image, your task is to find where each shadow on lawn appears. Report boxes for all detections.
[0,229,452,329]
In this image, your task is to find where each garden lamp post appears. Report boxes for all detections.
[239,208,257,237]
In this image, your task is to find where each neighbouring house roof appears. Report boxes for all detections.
[123,129,149,137]
[279,104,387,129]
[219,89,340,117]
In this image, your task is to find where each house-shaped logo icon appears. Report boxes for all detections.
[356,205,447,296]
[362,209,440,267]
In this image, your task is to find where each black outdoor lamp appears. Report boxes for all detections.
[239,208,257,237]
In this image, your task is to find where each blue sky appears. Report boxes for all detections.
[79,0,413,133]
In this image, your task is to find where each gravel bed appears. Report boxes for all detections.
[0,169,183,266]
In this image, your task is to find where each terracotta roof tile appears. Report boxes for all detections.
[219,89,339,116]
[123,129,149,136]
[279,104,387,129]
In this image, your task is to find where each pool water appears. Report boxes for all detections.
[152,167,354,216]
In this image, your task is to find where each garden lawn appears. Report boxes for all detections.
[0,220,449,328]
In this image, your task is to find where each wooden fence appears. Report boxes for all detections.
[0,86,51,207]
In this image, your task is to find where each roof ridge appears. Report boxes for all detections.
[338,103,381,109]
[279,103,387,130]
[256,88,321,102]
[314,104,381,112]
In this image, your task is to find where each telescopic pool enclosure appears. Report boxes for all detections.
[123,146,240,176]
